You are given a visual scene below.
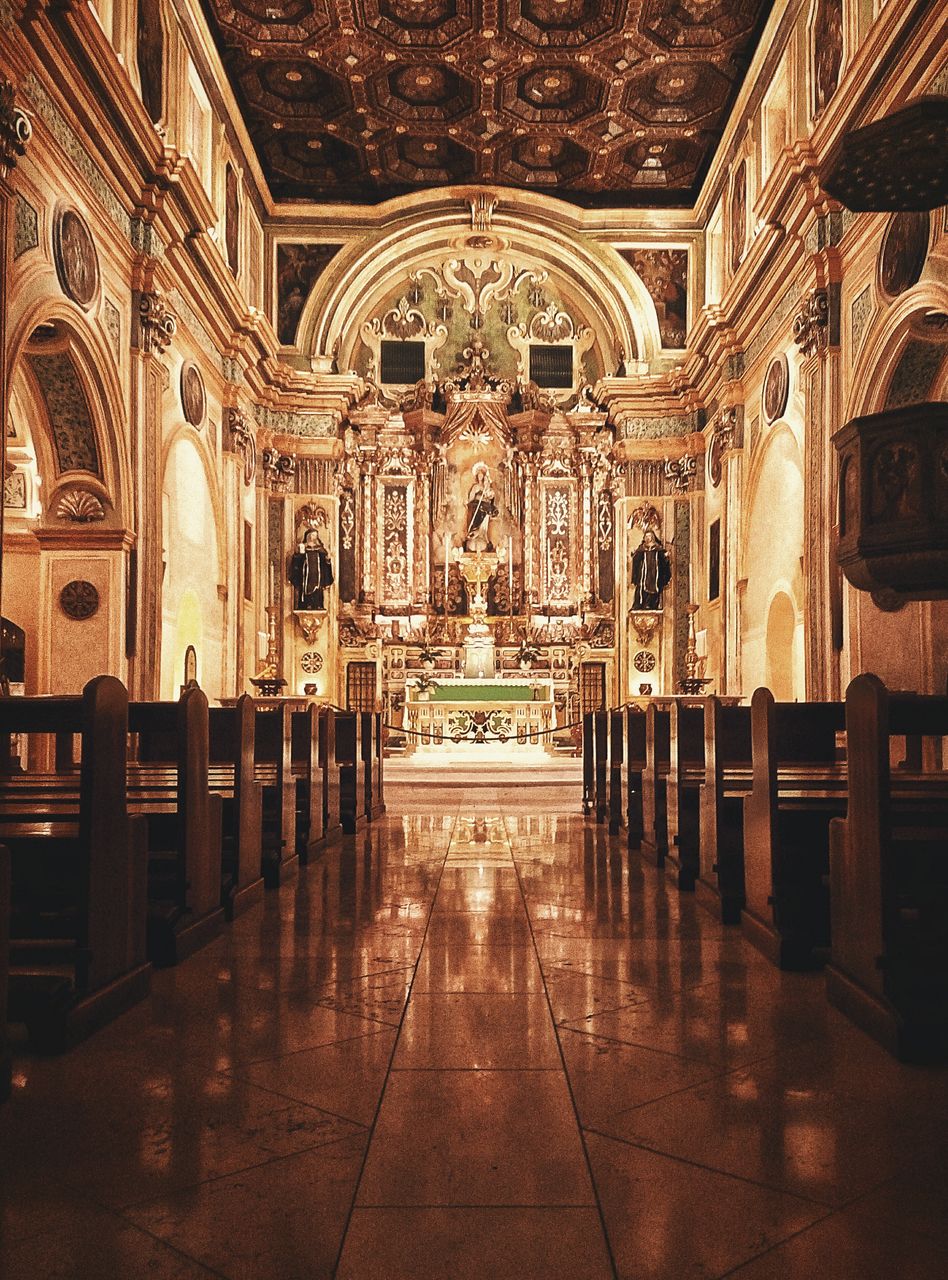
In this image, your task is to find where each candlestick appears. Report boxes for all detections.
[508,535,513,617]
[269,560,276,606]
[444,535,450,616]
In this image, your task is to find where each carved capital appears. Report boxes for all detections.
[226,407,256,485]
[663,454,697,492]
[136,290,177,355]
[261,446,295,492]
[0,80,32,180]
[793,288,829,357]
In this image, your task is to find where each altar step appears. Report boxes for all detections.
[385,758,583,788]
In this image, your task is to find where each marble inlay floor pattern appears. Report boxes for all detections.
[2,786,948,1279]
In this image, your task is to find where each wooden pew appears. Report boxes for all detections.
[363,711,386,821]
[696,699,753,924]
[129,688,225,966]
[741,689,847,969]
[826,674,948,1062]
[608,709,625,835]
[291,703,325,860]
[582,711,595,815]
[0,677,151,1049]
[208,696,265,917]
[624,708,647,850]
[252,701,299,887]
[320,706,342,844]
[1,845,10,1101]
[640,704,671,865]
[663,701,705,891]
[335,711,367,834]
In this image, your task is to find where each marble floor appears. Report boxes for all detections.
[2,784,948,1279]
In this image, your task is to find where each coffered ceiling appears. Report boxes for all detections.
[200,1,770,206]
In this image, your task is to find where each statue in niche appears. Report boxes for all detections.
[631,530,672,611]
[288,529,334,610]
[464,461,499,551]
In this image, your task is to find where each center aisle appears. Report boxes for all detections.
[336,805,615,1277]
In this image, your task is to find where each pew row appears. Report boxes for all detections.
[740,690,847,969]
[208,696,265,917]
[1,846,10,1100]
[826,675,948,1062]
[696,700,752,924]
[129,689,226,966]
[0,678,151,1050]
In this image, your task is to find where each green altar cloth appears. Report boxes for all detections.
[430,683,534,702]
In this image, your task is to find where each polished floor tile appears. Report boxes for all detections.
[337,1207,614,1279]
[3,792,947,1280]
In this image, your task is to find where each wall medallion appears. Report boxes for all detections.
[300,650,324,675]
[707,431,727,488]
[763,353,789,423]
[879,212,930,299]
[53,208,99,310]
[633,650,656,674]
[59,579,99,620]
[180,361,206,427]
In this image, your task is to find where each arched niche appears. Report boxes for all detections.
[4,312,130,693]
[159,431,225,700]
[765,590,798,702]
[740,424,805,699]
[294,191,664,381]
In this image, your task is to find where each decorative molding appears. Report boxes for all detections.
[56,489,106,522]
[616,411,700,441]
[104,298,121,357]
[23,74,131,239]
[13,194,38,258]
[136,290,177,355]
[252,404,338,438]
[59,580,100,620]
[850,286,873,358]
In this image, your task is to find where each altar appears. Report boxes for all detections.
[404,677,555,761]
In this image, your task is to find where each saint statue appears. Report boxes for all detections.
[288,528,334,610]
[631,530,672,610]
[464,461,499,551]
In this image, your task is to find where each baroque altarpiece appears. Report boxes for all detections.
[257,233,701,739]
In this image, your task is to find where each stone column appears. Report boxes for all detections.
[129,289,176,699]
[794,285,839,699]
[0,80,32,625]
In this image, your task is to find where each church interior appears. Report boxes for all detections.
[1,0,947,1275]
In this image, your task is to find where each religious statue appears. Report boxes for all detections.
[464,461,498,551]
[288,528,334,610]
[631,530,672,610]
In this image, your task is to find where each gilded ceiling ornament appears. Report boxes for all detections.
[56,489,106,522]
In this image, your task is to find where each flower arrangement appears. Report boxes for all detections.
[515,628,542,667]
[415,627,439,667]
[414,670,439,694]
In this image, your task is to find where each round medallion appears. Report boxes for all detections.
[879,211,930,299]
[53,208,99,310]
[59,579,99,620]
[180,361,206,427]
[762,353,789,424]
[300,650,324,674]
[633,650,656,674]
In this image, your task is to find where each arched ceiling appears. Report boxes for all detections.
[199,0,770,206]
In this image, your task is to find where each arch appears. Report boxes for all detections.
[158,423,227,586]
[765,590,797,701]
[5,298,131,527]
[295,189,662,372]
[740,422,805,699]
[845,280,948,420]
[159,431,225,699]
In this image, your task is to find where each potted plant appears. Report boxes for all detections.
[414,670,439,701]
[416,628,439,671]
[515,631,542,671]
